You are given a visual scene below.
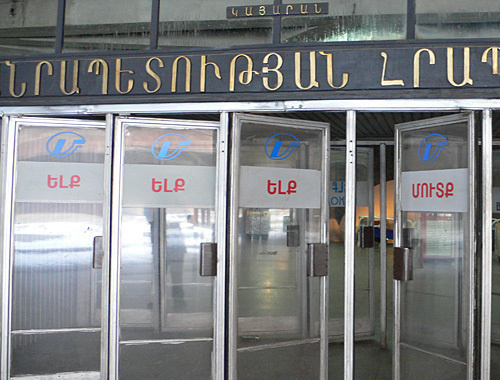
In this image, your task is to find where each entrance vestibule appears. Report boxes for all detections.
[0,108,496,380]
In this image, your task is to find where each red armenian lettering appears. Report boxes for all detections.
[70,175,81,188]
[48,175,58,188]
[268,179,298,195]
[152,178,162,192]
[152,178,186,193]
[47,174,81,189]
[174,178,185,192]
[267,180,277,194]
[411,181,454,198]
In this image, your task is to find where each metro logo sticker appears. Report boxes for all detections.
[151,133,191,160]
[264,133,300,160]
[401,168,468,212]
[46,131,86,157]
[418,133,447,163]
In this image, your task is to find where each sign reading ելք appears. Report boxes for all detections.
[227,2,328,18]
[16,161,104,203]
[122,164,216,208]
[239,166,322,209]
[401,168,469,213]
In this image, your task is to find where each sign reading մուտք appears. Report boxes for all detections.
[239,166,322,209]
[401,168,469,213]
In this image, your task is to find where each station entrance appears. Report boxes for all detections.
[0,109,494,380]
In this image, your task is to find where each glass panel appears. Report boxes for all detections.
[159,0,272,48]
[398,118,471,379]
[120,341,213,379]
[416,0,500,39]
[0,0,58,56]
[329,149,374,327]
[235,117,324,379]
[330,147,378,377]
[282,0,406,43]
[64,0,152,52]
[118,122,217,379]
[11,122,105,376]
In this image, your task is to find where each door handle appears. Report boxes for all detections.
[359,226,374,248]
[393,247,413,281]
[287,225,300,247]
[307,243,328,277]
[93,236,104,269]
[200,243,217,277]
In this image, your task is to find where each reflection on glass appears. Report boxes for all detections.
[282,0,406,43]
[11,125,105,376]
[64,1,152,52]
[329,148,377,378]
[398,121,470,379]
[329,149,373,329]
[0,0,58,56]
[118,124,217,379]
[159,0,272,48]
[416,0,500,39]
[120,207,214,340]
[235,119,323,379]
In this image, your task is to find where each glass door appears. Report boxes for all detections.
[393,114,475,380]
[228,114,329,379]
[329,147,375,338]
[110,117,225,380]
[1,117,107,379]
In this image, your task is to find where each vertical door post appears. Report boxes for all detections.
[320,121,330,380]
[108,114,123,380]
[214,112,229,380]
[0,117,15,380]
[380,143,387,349]
[101,114,115,380]
[480,109,492,379]
[344,110,356,380]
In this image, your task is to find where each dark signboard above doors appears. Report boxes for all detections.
[1,43,500,105]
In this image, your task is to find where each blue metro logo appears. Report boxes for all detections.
[152,133,191,160]
[46,132,86,157]
[418,133,447,163]
[265,133,301,160]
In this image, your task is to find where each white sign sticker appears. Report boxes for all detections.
[401,168,468,212]
[329,181,369,207]
[16,161,104,203]
[123,164,216,208]
[239,166,321,209]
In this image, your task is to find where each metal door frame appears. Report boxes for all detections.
[0,116,108,380]
[393,113,476,380]
[0,102,496,380]
[228,113,330,380]
[108,116,227,380]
